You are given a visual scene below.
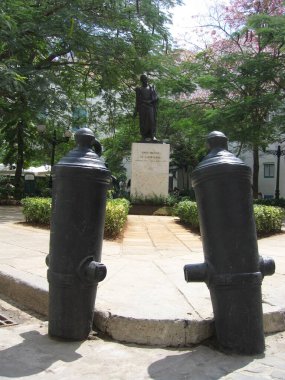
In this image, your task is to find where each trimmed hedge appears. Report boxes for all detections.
[104,198,130,238]
[21,197,52,224]
[21,197,130,239]
[130,194,195,208]
[130,194,166,206]
[173,201,200,229]
[174,200,285,235]
[253,205,285,234]
[254,198,285,209]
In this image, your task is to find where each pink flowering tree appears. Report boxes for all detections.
[183,0,285,197]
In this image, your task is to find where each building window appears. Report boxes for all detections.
[264,163,275,178]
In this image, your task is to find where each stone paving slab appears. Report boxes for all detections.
[1,298,285,380]
[0,206,285,347]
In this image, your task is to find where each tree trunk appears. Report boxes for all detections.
[252,144,259,199]
[14,120,24,199]
[181,168,185,190]
[186,167,190,191]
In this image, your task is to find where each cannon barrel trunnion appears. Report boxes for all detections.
[47,128,111,340]
[184,131,275,354]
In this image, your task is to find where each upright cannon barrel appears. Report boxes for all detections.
[47,128,111,340]
[184,131,275,354]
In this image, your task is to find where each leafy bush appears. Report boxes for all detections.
[0,176,15,199]
[254,198,285,209]
[21,197,52,224]
[175,200,285,235]
[130,193,192,208]
[174,201,200,229]
[165,194,180,207]
[107,190,114,199]
[178,188,196,200]
[165,194,196,207]
[104,198,130,238]
[21,197,130,238]
[130,194,166,206]
[254,205,285,235]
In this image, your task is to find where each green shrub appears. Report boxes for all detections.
[254,205,285,235]
[0,176,15,199]
[130,194,166,206]
[130,193,191,207]
[254,198,285,209]
[165,194,180,207]
[21,197,52,224]
[179,188,196,199]
[107,190,114,199]
[174,200,200,229]
[22,197,130,238]
[166,194,195,206]
[104,198,130,238]
[175,200,285,235]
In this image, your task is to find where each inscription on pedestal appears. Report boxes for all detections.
[137,150,161,162]
[130,143,170,198]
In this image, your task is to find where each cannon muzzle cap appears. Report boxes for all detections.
[55,128,109,177]
[192,130,250,187]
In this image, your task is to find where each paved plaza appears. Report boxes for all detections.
[0,206,285,379]
[1,297,285,379]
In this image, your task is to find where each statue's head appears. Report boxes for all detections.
[140,74,148,86]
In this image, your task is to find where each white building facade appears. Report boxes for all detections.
[240,142,285,199]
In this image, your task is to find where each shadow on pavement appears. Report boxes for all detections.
[148,345,260,380]
[0,207,24,224]
[0,330,82,378]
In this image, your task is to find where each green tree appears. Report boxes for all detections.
[173,0,285,196]
[148,51,209,190]
[0,0,181,197]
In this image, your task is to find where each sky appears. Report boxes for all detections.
[169,0,229,48]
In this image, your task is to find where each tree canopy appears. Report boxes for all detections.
[1,0,285,198]
[0,0,181,195]
[161,0,285,196]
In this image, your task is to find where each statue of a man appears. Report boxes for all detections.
[133,74,159,142]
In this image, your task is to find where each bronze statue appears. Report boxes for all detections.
[133,74,158,142]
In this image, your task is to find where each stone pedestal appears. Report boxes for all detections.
[130,143,170,198]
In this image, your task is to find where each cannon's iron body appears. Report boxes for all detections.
[47,128,111,340]
[184,131,275,354]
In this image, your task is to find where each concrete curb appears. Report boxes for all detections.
[0,268,48,316]
[93,311,214,347]
[1,268,285,347]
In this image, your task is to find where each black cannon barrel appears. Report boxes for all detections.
[47,128,111,340]
[184,131,275,354]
